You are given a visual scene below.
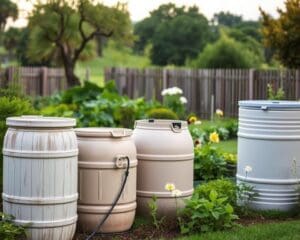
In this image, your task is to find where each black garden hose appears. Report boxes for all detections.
[85,156,130,240]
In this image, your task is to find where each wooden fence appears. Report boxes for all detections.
[105,67,300,118]
[0,67,67,96]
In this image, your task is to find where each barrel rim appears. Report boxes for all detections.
[134,119,188,130]
[6,116,76,127]
[239,100,300,110]
[75,127,132,138]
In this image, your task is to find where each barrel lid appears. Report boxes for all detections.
[6,115,76,127]
[75,128,132,138]
[134,119,188,132]
[239,100,300,110]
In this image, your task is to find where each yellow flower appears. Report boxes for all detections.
[165,183,176,191]
[216,109,224,117]
[188,116,197,124]
[209,132,220,143]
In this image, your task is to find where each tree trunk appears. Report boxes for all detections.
[63,58,80,87]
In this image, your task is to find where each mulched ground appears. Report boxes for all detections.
[74,220,180,240]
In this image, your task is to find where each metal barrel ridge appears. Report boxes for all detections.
[237,101,300,211]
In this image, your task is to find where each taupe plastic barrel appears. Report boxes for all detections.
[133,119,194,217]
[75,128,137,233]
[2,116,78,240]
[238,101,300,211]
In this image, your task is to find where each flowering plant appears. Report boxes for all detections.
[161,87,187,119]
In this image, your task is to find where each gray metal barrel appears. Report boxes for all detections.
[237,101,300,211]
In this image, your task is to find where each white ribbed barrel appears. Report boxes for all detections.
[75,128,137,233]
[237,101,300,211]
[2,116,78,240]
[133,120,194,218]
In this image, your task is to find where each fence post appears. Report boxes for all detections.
[163,68,167,90]
[41,67,48,96]
[248,68,254,100]
[296,69,300,99]
[210,94,215,121]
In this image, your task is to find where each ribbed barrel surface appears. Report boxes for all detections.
[237,101,300,211]
[2,116,78,240]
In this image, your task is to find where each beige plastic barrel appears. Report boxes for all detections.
[75,128,137,233]
[133,119,194,218]
[2,116,78,240]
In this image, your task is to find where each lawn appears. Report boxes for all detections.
[213,139,237,154]
[179,220,300,240]
[75,41,151,86]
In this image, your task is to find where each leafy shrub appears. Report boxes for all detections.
[194,179,237,206]
[190,119,238,144]
[267,83,285,100]
[147,107,178,120]
[223,152,237,165]
[40,81,161,128]
[190,34,261,68]
[194,144,227,181]
[161,87,187,119]
[40,104,77,118]
[0,212,27,240]
[179,190,238,234]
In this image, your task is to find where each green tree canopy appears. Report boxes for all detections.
[0,0,18,31]
[260,0,300,68]
[134,4,210,66]
[3,27,21,57]
[27,0,133,86]
[213,11,243,27]
[190,34,261,68]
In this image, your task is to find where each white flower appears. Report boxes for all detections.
[180,96,187,104]
[171,189,182,197]
[194,120,202,125]
[216,109,224,117]
[165,183,176,191]
[161,87,183,96]
[244,165,252,173]
[161,89,168,96]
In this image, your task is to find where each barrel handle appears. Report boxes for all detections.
[110,129,126,138]
[115,155,130,168]
[170,122,182,133]
[261,106,268,111]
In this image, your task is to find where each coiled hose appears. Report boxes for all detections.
[85,156,130,240]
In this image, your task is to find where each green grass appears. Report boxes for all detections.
[178,220,300,240]
[75,41,150,86]
[213,139,237,154]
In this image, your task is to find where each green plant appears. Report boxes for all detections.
[161,87,187,119]
[236,182,257,216]
[39,81,161,128]
[40,104,77,118]
[194,144,227,181]
[148,195,165,230]
[267,83,285,100]
[147,107,178,120]
[223,153,237,165]
[179,190,238,234]
[194,179,237,206]
[0,212,27,240]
